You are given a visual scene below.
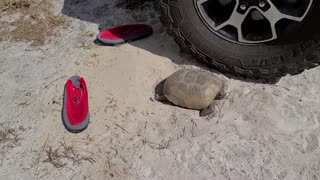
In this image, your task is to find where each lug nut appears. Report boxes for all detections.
[259,0,266,8]
[240,3,248,10]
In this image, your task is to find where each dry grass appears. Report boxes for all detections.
[0,0,71,46]
[0,126,20,158]
[113,123,171,150]
[44,141,95,168]
[9,13,70,46]
[76,31,96,49]
[4,0,30,9]
[0,127,19,145]
[44,146,66,168]
[145,139,170,150]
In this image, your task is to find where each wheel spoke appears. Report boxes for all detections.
[264,0,304,23]
[196,0,253,42]
[196,0,214,27]
[197,0,208,4]
[253,0,308,42]
[195,0,313,43]
[197,0,238,29]
[216,13,247,42]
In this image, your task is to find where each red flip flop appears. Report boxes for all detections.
[62,76,90,133]
[97,24,153,45]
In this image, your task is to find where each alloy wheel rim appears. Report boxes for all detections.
[195,0,314,44]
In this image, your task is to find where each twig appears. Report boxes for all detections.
[272,84,290,91]
[147,140,171,150]
[39,75,67,92]
[217,100,225,122]
[114,123,133,135]
[35,134,49,174]
[72,146,105,160]
[44,146,66,168]
[182,126,185,138]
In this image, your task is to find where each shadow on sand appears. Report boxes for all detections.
[62,0,280,84]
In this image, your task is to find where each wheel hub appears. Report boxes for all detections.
[195,0,314,44]
[237,0,269,12]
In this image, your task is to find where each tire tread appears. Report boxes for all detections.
[159,0,320,80]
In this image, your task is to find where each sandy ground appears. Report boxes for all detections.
[1,0,320,180]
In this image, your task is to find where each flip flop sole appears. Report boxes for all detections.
[62,76,90,133]
[97,24,153,45]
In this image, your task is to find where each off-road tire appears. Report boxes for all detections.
[159,0,320,80]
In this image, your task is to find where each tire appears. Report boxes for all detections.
[159,0,320,80]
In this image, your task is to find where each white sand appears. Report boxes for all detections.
[1,0,320,179]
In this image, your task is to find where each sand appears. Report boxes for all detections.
[1,0,320,179]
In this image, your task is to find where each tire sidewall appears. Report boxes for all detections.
[169,0,320,70]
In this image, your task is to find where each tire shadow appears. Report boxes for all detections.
[61,0,280,84]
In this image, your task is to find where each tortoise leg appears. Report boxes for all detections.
[200,103,216,117]
[154,94,167,102]
[215,89,226,100]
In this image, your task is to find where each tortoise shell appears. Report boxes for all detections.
[163,69,224,110]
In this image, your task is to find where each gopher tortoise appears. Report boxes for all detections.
[155,69,226,116]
